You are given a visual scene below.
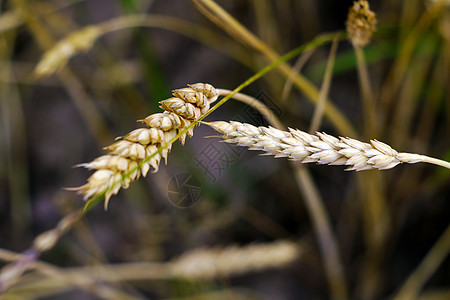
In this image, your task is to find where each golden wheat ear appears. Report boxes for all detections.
[70,83,218,209]
[203,121,450,171]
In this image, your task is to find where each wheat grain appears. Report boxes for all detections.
[203,121,428,171]
[70,83,218,209]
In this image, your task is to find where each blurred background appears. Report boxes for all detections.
[0,0,449,299]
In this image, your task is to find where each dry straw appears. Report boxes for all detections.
[70,83,218,209]
[203,121,450,171]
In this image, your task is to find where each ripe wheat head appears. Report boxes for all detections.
[203,120,426,171]
[70,83,218,209]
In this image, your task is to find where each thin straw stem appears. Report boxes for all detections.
[354,45,378,137]
[280,49,314,104]
[421,156,450,170]
[309,34,339,133]
[216,89,284,129]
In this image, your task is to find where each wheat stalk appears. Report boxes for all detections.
[203,121,450,171]
[69,83,218,209]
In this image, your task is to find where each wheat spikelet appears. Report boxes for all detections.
[169,240,300,279]
[346,0,377,47]
[204,121,426,171]
[71,83,218,208]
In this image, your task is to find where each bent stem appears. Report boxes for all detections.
[99,15,252,67]
[216,89,284,129]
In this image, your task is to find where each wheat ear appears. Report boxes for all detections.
[70,83,218,209]
[169,240,300,279]
[203,121,450,171]
[345,0,377,48]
